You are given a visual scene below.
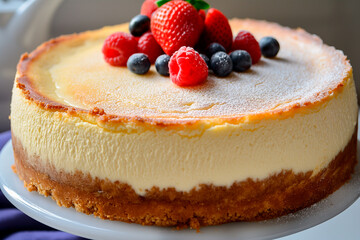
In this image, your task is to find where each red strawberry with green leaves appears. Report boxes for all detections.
[202,8,233,52]
[151,0,209,56]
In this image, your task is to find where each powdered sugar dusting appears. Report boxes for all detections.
[46,20,351,119]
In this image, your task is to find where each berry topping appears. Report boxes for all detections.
[206,42,226,58]
[127,53,151,75]
[230,50,252,72]
[140,0,158,18]
[169,46,208,86]
[200,53,210,68]
[157,0,210,10]
[129,15,150,37]
[260,36,280,58]
[198,9,206,21]
[210,51,233,77]
[155,54,171,76]
[102,32,138,67]
[138,32,164,63]
[202,8,233,52]
[151,0,204,55]
[233,31,261,64]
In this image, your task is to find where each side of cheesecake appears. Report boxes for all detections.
[10,19,358,228]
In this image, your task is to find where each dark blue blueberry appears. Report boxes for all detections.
[210,52,233,77]
[200,54,210,69]
[127,53,151,75]
[129,15,150,37]
[155,54,170,76]
[259,37,280,58]
[230,50,252,72]
[206,43,226,58]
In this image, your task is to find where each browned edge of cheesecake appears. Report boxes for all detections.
[11,126,358,230]
[14,19,353,127]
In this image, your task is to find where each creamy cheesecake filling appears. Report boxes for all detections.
[11,20,358,195]
[10,76,358,195]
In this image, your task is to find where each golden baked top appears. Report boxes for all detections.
[16,19,352,125]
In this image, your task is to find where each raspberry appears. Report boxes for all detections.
[140,0,158,18]
[169,47,208,87]
[102,32,138,66]
[138,32,164,64]
[232,31,261,64]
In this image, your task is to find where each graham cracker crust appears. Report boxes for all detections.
[12,129,357,229]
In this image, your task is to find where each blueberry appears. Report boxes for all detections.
[259,37,280,58]
[127,53,151,75]
[210,52,233,77]
[206,43,226,58]
[155,54,170,76]
[230,50,252,72]
[200,54,210,69]
[129,15,150,37]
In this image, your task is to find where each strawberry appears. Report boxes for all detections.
[169,46,208,86]
[199,9,206,21]
[202,8,233,52]
[233,31,261,64]
[138,32,164,63]
[151,0,204,56]
[102,32,138,66]
[140,0,158,18]
[198,9,205,37]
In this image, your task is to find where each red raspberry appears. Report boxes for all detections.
[138,32,164,64]
[169,46,208,87]
[140,0,158,18]
[232,31,261,64]
[102,32,138,66]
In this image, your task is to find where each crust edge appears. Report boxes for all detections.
[12,127,358,229]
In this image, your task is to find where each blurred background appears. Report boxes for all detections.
[0,0,359,132]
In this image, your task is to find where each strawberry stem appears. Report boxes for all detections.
[156,0,210,10]
[186,0,210,10]
[156,0,171,7]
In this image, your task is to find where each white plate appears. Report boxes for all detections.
[0,139,360,240]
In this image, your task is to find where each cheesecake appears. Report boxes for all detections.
[10,19,358,229]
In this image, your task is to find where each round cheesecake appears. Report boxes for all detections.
[10,19,358,228]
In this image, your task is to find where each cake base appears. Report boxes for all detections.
[12,129,357,229]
